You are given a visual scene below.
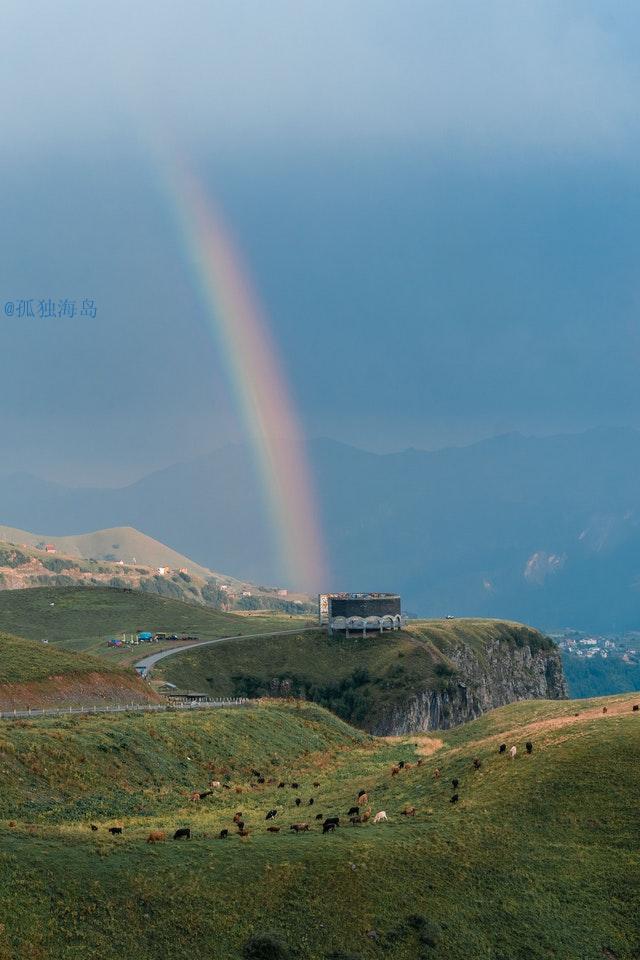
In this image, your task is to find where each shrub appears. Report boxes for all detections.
[242,932,290,960]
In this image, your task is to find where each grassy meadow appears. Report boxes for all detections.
[0,587,308,664]
[0,695,637,959]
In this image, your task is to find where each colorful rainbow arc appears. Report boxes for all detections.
[161,158,328,593]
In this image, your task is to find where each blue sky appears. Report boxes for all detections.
[2,1,640,482]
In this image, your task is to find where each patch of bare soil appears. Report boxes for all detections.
[0,671,161,710]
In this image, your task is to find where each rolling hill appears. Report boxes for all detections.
[0,586,309,663]
[0,695,636,959]
[0,632,159,709]
[154,618,567,733]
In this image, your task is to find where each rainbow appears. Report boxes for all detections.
[159,157,328,593]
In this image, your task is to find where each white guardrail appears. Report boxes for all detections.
[0,698,252,721]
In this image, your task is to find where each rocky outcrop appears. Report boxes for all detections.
[370,636,567,736]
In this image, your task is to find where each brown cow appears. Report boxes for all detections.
[391,766,400,776]
[401,805,416,817]
[147,830,166,843]
[233,812,243,824]
[357,793,369,807]
[266,826,280,833]
[289,823,310,833]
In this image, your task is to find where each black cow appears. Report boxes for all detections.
[525,742,533,754]
[173,828,191,840]
[357,790,366,798]
[277,782,286,788]
[308,798,314,806]
[322,821,337,834]
[236,821,245,831]
[450,794,459,804]
[218,829,229,839]
[108,827,122,835]
[295,798,302,807]
[291,782,299,789]
[251,769,261,778]
[257,777,265,784]
[499,744,507,754]
[265,810,278,821]
[452,778,459,790]
[347,806,359,816]
[315,813,324,820]
[633,705,639,712]
[473,758,482,770]
[90,824,98,831]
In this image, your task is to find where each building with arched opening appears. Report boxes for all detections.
[318,593,405,635]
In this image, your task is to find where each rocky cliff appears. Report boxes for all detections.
[369,633,567,735]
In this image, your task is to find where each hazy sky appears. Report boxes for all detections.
[2,1,640,483]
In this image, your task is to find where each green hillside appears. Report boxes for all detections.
[0,694,637,959]
[0,586,306,662]
[155,618,560,728]
[0,632,122,684]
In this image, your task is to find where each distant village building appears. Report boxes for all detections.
[242,591,252,597]
[277,589,288,597]
[44,544,57,554]
[319,592,405,635]
[157,566,169,576]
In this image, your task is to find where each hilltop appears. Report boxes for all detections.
[154,618,567,733]
[0,586,310,663]
[0,632,159,710]
[0,529,315,614]
[0,693,636,959]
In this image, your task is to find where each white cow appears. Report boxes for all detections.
[509,746,517,759]
[372,811,388,824]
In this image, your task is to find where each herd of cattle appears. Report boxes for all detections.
[93,738,541,843]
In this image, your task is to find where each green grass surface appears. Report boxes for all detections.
[0,632,123,684]
[156,618,556,727]
[0,587,307,663]
[0,695,637,959]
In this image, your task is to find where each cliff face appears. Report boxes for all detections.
[369,637,567,736]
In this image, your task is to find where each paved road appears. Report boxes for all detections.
[134,626,318,678]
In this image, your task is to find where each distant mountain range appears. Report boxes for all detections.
[3,427,640,630]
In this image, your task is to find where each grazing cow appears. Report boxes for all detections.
[499,744,507,754]
[190,792,201,802]
[525,742,533,754]
[509,746,517,759]
[108,827,122,835]
[452,779,459,790]
[218,829,229,839]
[315,813,324,820]
[266,826,280,833]
[265,810,278,821]
[323,821,337,834]
[235,787,243,794]
[347,806,360,816]
[391,766,400,777]
[295,798,302,807]
[450,794,459,804]
[434,769,441,780]
[398,761,406,769]
[308,798,314,806]
[357,793,368,807]
[236,821,245,831]
[324,817,340,827]
[349,816,362,825]
[173,828,191,840]
[210,781,222,789]
[290,823,310,833]
[401,805,416,817]
[257,777,265,785]
[361,809,371,823]
[90,824,98,831]
[357,789,367,798]
[473,758,482,770]
[291,782,299,789]
[278,782,286,789]
[313,781,320,788]
[633,705,639,712]
[372,811,388,824]
[147,831,166,843]
[417,759,424,766]
[198,790,213,800]
[251,769,261,778]
[602,707,608,715]
[233,812,243,824]
[238,828,250,837]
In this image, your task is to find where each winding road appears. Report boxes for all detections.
[134,626,318,678]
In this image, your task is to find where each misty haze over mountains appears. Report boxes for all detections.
[2,426,640,632]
